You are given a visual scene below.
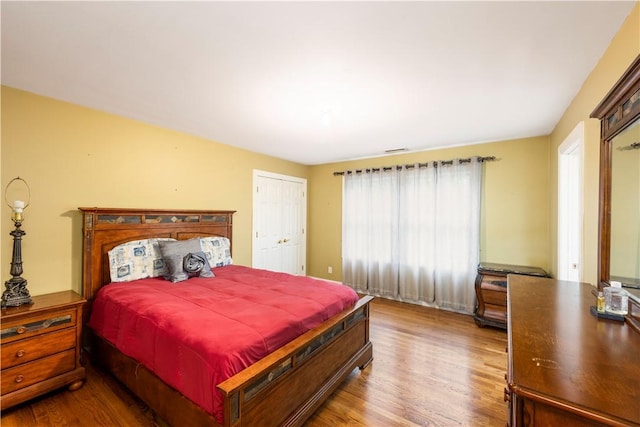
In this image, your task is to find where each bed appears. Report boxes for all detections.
[79,207,373,427]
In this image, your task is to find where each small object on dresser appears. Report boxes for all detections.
[596,291,605,313]
[590,305,625,322]
[604,281,628,315]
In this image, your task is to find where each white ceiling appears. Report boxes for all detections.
[1,1,636,165]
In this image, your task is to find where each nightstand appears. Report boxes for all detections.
[473,262,547,329]
[1,290,86,410]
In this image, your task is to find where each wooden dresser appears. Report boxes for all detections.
[474,263,547,329]
[506,275,640,426]
[1,291,86,410]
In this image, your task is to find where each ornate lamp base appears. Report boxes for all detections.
[1,277,33,307]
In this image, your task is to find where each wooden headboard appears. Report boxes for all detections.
[79,207,235,318]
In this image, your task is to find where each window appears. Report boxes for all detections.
[342,158,482,314]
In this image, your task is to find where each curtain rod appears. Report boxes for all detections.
[333,156,497,176]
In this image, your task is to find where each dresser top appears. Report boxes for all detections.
[478,262,547,277]
[508,275,640,425]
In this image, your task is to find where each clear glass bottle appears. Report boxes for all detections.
[604,281,628,315]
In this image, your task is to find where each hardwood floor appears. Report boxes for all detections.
[1,297,508,427]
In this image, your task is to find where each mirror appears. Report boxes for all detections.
[591,54,640,301]
[610,118,640,289]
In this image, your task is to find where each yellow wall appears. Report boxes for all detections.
[1,87,309,296]
[549,3,639,284]
[307,136,551,280]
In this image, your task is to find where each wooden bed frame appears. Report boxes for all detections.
[79,207,373,427]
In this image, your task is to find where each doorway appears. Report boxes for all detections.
[558,122,584,282]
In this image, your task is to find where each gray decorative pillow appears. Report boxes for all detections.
[158,239,214,283]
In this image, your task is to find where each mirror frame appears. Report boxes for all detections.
[590,54,640,291]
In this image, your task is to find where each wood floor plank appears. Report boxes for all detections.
[1,297,507,426]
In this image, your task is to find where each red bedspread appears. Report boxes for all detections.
[88,265,359,423]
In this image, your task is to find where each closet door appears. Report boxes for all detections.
[253,170,307,275]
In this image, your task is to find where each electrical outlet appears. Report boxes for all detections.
[328,266,333,274]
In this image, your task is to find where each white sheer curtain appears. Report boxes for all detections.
[342,167,399,297]
[342,158,482,314]
[397,164,437,304]
[433,159,482,313]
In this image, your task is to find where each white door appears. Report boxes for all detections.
[253,170,307,275]
[558,122,584,282]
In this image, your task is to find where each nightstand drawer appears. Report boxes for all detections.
[481,275,508,289]
[1,349,76,395]
[484,304,507,321]
[0,309,77,344]
[1,328,76,369]
[483,288,507,306]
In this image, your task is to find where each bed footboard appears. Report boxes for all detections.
[218,295,373,427]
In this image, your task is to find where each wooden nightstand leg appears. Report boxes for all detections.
[68,379,84,392]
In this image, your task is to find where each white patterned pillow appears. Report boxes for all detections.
[108,238,176,283]
[200,236,233,268]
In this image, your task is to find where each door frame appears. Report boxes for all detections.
[252,169,307,273]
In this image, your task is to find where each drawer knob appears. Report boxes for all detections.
[16,349,25,358]
[16,326,26,334]
[15,375,24,383]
